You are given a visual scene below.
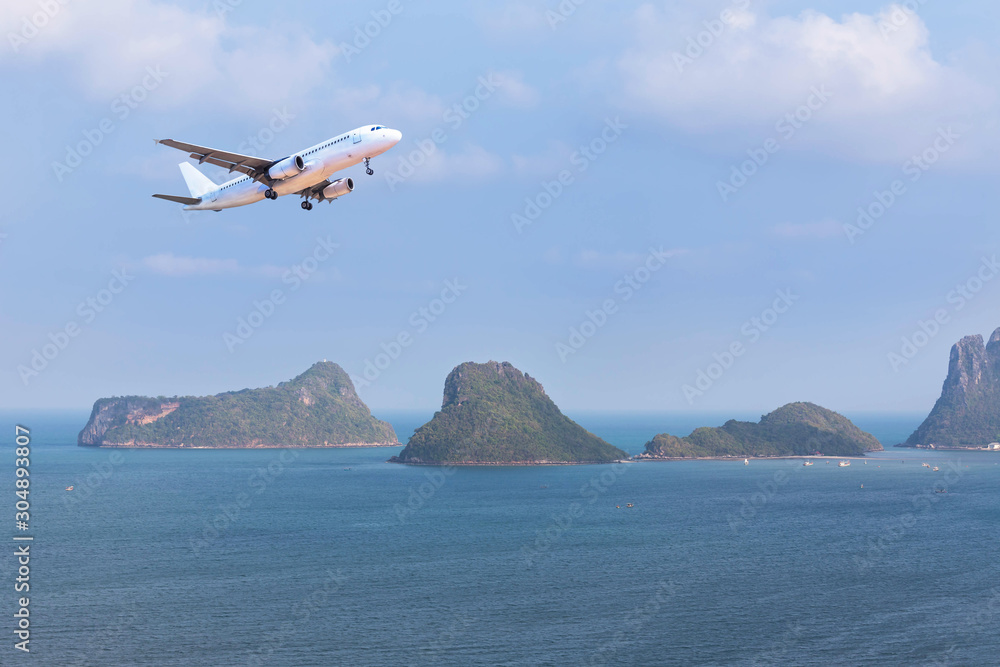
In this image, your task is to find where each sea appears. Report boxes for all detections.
[1,409,998,666]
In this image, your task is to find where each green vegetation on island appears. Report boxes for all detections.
[902,329,1000,448]
[390,361,627,464]
[78,361,398,448]
[639,402,883,459]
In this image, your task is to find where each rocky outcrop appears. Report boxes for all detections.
[903,328,1000,447]
[78,397,175,445]
[639,402,882,459]
[390,361,626,464]
[78,361,398,448]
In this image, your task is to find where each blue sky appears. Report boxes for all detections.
[3,0,1000,414]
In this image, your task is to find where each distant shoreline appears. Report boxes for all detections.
[390,454,888,466]
[894,444,1000,451]
[387,458,625,466]
[84,442,402,449]
[635,454,882,463]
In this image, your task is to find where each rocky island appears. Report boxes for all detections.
[637,402,883,459]
[390,361,627,465]
[78,361,398,448]
[901,328,1000,449]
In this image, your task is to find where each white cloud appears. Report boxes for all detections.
[334,83,448,127]
[1,0,338,112]
[142,253,240,277]
[140,253,293,278]
[616,3,996,162]
[404,144,504,184]
[493,71,540,108]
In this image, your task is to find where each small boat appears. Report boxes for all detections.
[936,489,947,494]
[616,505,621,509]
[839,461,851,467]
[922,463,931,468]
[744,459,749,465]
[803,462,814,467]
[626,503,634,508]
[932,466,939,472]
[65,486,73,491]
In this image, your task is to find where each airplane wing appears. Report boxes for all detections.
[296,180,331,202]
[295,177,354,203]
[152,193,201,205]
[156,139,275,181]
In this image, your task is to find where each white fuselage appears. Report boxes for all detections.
[186,125,401,211]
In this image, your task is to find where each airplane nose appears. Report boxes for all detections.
[388,129,402,145]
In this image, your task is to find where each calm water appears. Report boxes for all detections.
[1,410,998,666]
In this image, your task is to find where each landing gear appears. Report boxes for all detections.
[264,188,276,200]
[364,157,373,176]
[301,201,313,211]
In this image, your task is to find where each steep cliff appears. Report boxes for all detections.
[903,329,1000,447]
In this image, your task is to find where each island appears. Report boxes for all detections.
[636,402,883,460]
[389,361,627,465]
[78,361,399,448]
[900,328,1000,449]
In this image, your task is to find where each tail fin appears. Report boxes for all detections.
[178,162,217,198]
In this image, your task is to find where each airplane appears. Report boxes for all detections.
[152,124,402,212]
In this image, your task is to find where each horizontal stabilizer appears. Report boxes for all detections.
[153,194,202,205]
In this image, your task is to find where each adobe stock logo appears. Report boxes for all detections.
[338,1,404,63]
[555,247,674,362]
[887,255,1000,371]
[512,118,627,234]
[224,236,339,352]
[878,0,929,40]
[682,289,799,403]
[844,127,960,244]
[51,66,169,182]
[384,74,501,191]
[18,268,135,385]
[716,85,832,202]
[352,279,467,388]
[7,0,70,53]
[672,0,752,73]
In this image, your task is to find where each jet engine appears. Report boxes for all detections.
[322,178,354,200]
[268,155,305,180]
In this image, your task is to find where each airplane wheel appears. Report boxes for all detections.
[366,168,374,176]
[265,189,276,199]
[301,201,312,210]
